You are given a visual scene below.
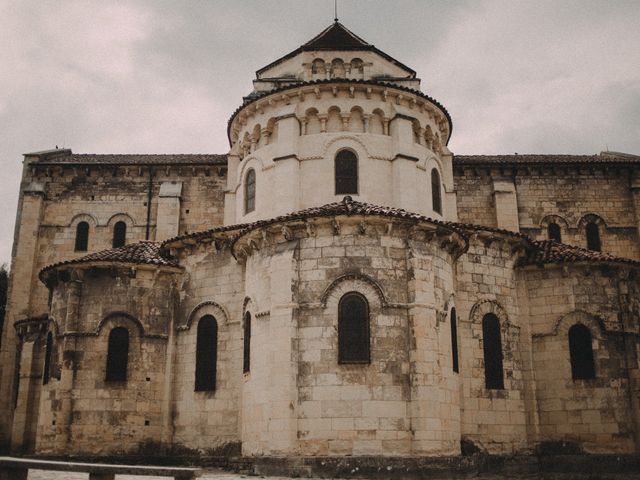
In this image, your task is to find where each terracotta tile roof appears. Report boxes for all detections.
[520,240,640,267]
[40,241,179,280]
[454,152,640,166]
[27,151,227,165]
[229,196,470,248]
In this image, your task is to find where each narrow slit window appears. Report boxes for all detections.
[586,222,601,251]
[195,315,218,391]
[451,308,459,373]
[105,327,129,382]
[245,169,256,214]
[243,312,251,374]
[42,332,53,385]
[548,222,561,242]
[569,324,595,380]
[75,221,89,252]
[338,292,370,364]
[112,221,127,248]
[335,150,358,195]
[431,168,442,214]
[482,313,504,389]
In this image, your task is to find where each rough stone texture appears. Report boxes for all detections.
[1,21,639,475]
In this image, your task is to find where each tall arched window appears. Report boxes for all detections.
[112,221,127,248]
[548,222,561,242]
[569,324,595,380]
[482,313,504,389]
[338,292,370,364]
[431,168,442,214]
[105,327,129,382]
[586,222,601,251]
[450,308,459,373]
[243,312,251,374]
[42,332,53,385]
[245,169,256,214]
[75,221,89,252]
[335,150,358,195]
[195,315,218,391]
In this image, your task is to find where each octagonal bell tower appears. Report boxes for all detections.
[224,22,454,225]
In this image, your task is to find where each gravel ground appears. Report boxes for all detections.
[27,470,310,480]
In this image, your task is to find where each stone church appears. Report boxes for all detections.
[1,21,640,460]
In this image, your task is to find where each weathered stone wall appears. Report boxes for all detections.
[523,265,637,453]
[453,166,640,260]
[171,245,244,451]
[454,237,530,453]
[35,268,177,454]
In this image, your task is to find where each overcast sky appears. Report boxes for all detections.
[1,0,639,266]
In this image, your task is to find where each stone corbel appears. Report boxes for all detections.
[332,218,341,235]
[281,225,293,241]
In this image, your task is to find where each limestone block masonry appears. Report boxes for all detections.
[1,21,640,472]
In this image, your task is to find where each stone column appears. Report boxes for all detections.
[155,182,182,241]
[0,182,45,451]
[493,178,520,232]
[318,114,328,133]
[10,318,48,453]
[630,172,640,241]
[55,272,83,451]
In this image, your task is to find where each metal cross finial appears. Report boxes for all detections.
[334,0,338,22]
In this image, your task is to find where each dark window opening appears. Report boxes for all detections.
[586,222,601,251]
[482,313,504,389]
[335,150,358,195]
[243,312,251,374]
[451,308,459,373]
[338,292,370,364]
[75,221,89,252]
[42,332,53,385]
[105,327,129,382]
[431,168,442,214]
[195,315,218,391]
[112,221,127,248]
[245,169,256,214]
[548,222,562,242]
[569,324,596,380]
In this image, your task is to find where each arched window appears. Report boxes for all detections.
[195,315,218,391]
[42,332,53,385]
[586,222,601,251]
[112,221,127,248]
[105,327,129,382]
[431,168,442,214]
[311,58,326,74]
[569,324,595,380]
[245,169,256,214]
[548,222,562,242]
[482,313,504,389]
[335,150,358,195]
[450,308,459,373]
[75,221,89,252]
[338,292,370,364]
[243,312,251,374]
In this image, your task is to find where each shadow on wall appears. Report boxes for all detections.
[0,264,7,347]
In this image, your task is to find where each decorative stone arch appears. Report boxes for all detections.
[46,316,62,337]
[418,155,444,174]
[326,105,343,133]
[96,311,145,338]
[323,135,371,162]
[320,273,387,309]
[349,106,365,133]
[444,293,456,317]
[182,301,229,331]
[369,108,386,135]
[469,299,514,331]
[106,213,135,228]
[577,213,607,229]
[69,213,98,227]
[330,58,346,78]
[540,214,569,231]
[236,154,268,195]
[539,310,606,339]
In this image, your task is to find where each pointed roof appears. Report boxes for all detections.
[256,22,415,77]
[301,21,372,50]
